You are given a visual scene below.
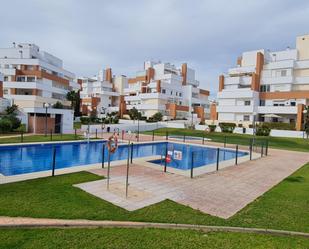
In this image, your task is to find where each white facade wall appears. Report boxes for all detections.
[0,43,78,132]
[124,61,209,119]
[217,35,309,126]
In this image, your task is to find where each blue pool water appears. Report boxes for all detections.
[0,141,247,176]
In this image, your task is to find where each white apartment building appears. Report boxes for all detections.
[0,73,10,113]
[124,61,210,121]
[80,68,127,117]
[0,43,79,133]
[216,34,309,131]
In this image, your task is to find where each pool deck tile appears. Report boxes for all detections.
[75,148,309,219]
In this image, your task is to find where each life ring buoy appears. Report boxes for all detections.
[107,134,118,154]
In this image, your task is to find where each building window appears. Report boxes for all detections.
[260,85,270,92]
[281,70,287,77]
[170,91,173,95]
[179,93,182,97]
[162,89,166,94]
[243,115,250,121]
[244,100,251,106]
[4,76,8,81]
[290,101,296,106]
[260,100,265,106]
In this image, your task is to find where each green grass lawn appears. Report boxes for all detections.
[0,163,308,233]
[145,128,309,152]
[0,134,84,144]
[1,228,308,249]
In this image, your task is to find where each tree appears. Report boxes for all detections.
[66,91,81,117]
[5,104,19,116]
[52,101,64,109]
[152,112,163,122]
[128,107,142,120]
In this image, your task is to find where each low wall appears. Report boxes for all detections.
[81,122,164,133]
[82,121,307,139]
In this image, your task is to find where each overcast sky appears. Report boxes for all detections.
[1,0,309,98]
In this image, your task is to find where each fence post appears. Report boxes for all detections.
[190,151,194,178]
[265,140,268,156]
[126,141,130,198]
[75,129,77,139]
[152,130,155,141]
[164,145,168,172]
[216,148,220,171]
[166,131,168,140]
[261,142,264,157]
[107,152,111,190]
[95,129,98,139]
[52,147,56,176]
[250,140,253,160]
[50,129,53,141]
[202,134,205,145]
[224,136,227,148]
[21,131,24,143]
[183,134,186,143]
[235,145,238,165]
[130,143,133,164]
[101,144,105,168]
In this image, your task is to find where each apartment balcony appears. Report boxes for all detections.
[294,76,309,84]
[263,60,294,70]
[217,105,254,113]
[295,60,309,69]
[99,90,119,97]
[106,106,119,112]
[3,81,68,94]
[225,76,251,85]
[139,93,169,100]
[261,76,293,84]
[4,94,71,107]
[161,73,183,83]
[124,95,141,101]
[126,104,165,110]
[257,106,297,114]
[0,68,16,75]
[228,66,256,75]
[217,89,258,99]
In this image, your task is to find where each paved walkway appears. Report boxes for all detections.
[0,217,308,238]
[75,148,309,219]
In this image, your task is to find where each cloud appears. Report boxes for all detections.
[1,0,309,94]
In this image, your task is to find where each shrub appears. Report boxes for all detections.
[52,101,64,109]
[80,116,90,124]
[0,119,12,133]
[146,117,156,123]
[152,112,163,122]
[112,117,119,124]
[5,115,21,130]
[199,120,205,125]
[208,125,216,132]
[261,122,296,131]
[16,124,27,132]
[256,124,271,136]
[219,122,236,133]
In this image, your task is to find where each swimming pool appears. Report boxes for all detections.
[148,143,247,170]
[0,141,247,176]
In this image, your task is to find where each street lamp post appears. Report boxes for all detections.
[191,111,194,127]
[43,103,51,137]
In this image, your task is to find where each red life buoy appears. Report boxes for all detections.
[107,134,118,154]
[166,155,171,163]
